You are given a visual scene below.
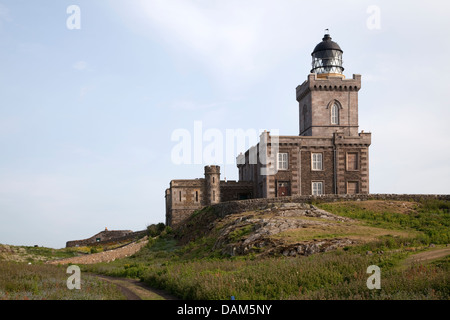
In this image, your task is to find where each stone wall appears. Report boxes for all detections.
[166,166,260,228]
[66,230,147,248]
[166,179,205,226]
[220,181,254,202]
[210,193,450,219]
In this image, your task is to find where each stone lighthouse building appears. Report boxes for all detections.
[237,31,371,197]
[165,31,371,227]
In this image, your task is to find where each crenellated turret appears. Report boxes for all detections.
[204,165,221,205]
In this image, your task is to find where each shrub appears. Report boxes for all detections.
[147,223,166,238]
[90,247,99,254]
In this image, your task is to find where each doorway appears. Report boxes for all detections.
[277,181,291,197]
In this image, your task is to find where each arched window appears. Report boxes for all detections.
[331,103,339,125]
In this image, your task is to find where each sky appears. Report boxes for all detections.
[0,0,449,248]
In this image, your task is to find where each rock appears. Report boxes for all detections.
[281,203,298,208]
[212,204,361,257]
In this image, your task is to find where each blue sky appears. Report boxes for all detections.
[0,0,449,248]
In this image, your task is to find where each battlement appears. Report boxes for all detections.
[204,165,221,174]
[296,73,362,101]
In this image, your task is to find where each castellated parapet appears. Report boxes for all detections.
[204,165,221,205]
[165,166,253,227]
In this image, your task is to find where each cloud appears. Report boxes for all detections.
[0,116,22,136]
[79,85,95,99]
[168,100,226,111]
[0,3,10,21]
[115,0,309,87]
[137,1,264,71]
[73,60,88,71]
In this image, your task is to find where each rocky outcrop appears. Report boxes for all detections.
[212,202,355,257]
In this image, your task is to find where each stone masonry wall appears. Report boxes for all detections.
[66,230,147,248]
[210,194,450,219]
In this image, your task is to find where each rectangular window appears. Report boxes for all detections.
[312,153,323,171]
[312,181,324,195]
[278,153,288,170]
[347,153,359,171]
[195,191,199,202]
[347,181,359,195]
[179,191,182,202]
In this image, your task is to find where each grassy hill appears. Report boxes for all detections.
[1,198,449,300]
[80,198,449,300]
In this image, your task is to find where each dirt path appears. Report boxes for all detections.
[94,274,178,300]
[401,247,450,268]
[45,237,178,300]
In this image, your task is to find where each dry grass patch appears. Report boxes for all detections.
[325,200,418,215]
[272,220,416,243]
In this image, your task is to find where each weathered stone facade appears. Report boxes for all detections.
[165,166,253,227]
[236,33,371,198]
[298,74,362,137]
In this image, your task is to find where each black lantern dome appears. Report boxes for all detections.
[311,31,344,77]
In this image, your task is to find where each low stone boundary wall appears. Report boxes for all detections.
[49,237,149,265]
[66,230,147,248]
[211,194,450,218]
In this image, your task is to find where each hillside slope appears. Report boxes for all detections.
[175,200,417,257]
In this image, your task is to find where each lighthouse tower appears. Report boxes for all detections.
[298,31,361,137]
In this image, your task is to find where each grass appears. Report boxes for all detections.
[316,199,450,245]
[2,199,449,300]
[0,261,126,300]
[272,222,416,243]
[81,235,449,300]
[0,244,133,264]
[228,225,254,242]
[80,199,450,300]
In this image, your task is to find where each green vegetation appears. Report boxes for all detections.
[81,235,449,300]
[0,242,139,264]
[0,261,125,300]
[228,225,254,242]
[2,199,449,300]
[0,244,88,263]
[146,223,166,237]
[316,199,450,245]
[80,199,449,300]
